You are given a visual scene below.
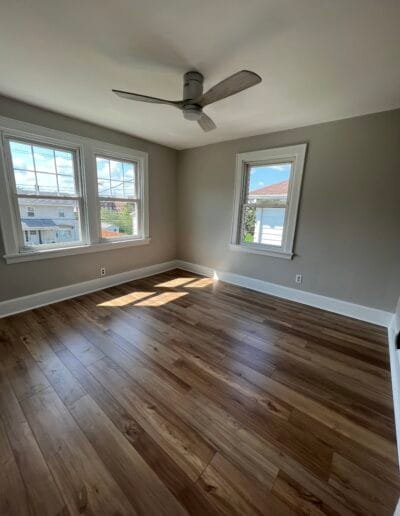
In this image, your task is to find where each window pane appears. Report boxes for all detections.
[14,170,36,193]
[55,150,74,175]
[242,206,285,247]
[33,146,56,173]
[9,141,34,171]
[100,201,138,239]
[36,172,58,194]
[57,174,75,195]
[123,180,135,198]
[96,158,110,179]
[96,157,136,198]
[123,162,135,179]
[97,178,111,196]
[243,163,291,247]
[110,160,124,180]
[247,163,291,202]
[110,180,124,198]
[18,198,81,247]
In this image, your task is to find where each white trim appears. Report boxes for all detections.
[0,254,393,328]
[92,144,149,242]
[0,260,175,318]
[229,243,293,259]
[231,144,307,259]
[175,260,393,327]
[0,115,149,262]
[0,254,394,328]
[388,314,400,468]
[4,237,151,264]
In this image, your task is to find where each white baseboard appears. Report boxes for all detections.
[0,260,176,318]
[175,259,393,327]
[0,257,394,328]
[388,315,400,468]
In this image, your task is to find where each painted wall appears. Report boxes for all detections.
[0,95,178,302]
[1,97,399,313]
[177,109,400,312]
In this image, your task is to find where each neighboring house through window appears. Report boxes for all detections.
[231,144,307,259]
[7,140,83,248]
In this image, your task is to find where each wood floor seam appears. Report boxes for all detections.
[0,268,397,516]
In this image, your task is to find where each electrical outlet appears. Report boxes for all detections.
[100,266,106,277]
[295,274,302,284]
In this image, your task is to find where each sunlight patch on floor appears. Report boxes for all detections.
[185,278,214,288]
[97,291,155,307]
[135,291,188,306]
[155,277,196,288]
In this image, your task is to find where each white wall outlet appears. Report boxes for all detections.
[100,266,106,277]
[295,274,302,284]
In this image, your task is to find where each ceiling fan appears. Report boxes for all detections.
[112,70,262,132]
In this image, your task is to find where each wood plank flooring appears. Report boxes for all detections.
[0,268,398,515]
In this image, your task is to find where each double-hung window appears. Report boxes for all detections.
[0,117,149,263]
[96,156,140,240]
[231,144,307,259]
[6,139,84,249]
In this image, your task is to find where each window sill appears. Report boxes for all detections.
[229,243,293,260]
[4,237,151,264]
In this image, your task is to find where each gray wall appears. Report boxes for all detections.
[177,109,400,312]
[1,98,399,312]
[0,96,178,302]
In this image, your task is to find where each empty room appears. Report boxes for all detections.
[0,1,400,515]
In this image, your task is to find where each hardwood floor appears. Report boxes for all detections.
[0,268,398,515]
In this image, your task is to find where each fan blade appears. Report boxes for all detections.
[198,113,217,132]
[196,70,261,107]
[113,89,182,107]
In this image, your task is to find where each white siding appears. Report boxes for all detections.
[254,207,285,246]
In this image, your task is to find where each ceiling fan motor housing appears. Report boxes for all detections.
[183,71,203,121]
[182,104,202,121]
[183,71,203,101]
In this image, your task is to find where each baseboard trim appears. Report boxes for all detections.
[175,259,393,327]
[0,257,394,327]
[388,315,400,467]
[0,260,176,318]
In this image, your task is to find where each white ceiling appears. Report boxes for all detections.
[0,0,399,150]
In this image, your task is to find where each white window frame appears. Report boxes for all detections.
[230,144,307,259]
[94,150,146,243]
[0,116,149,264]
[3,136,88,253]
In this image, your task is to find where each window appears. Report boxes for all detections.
[231,144,307,259]
[96,156,139,240]
[7,139,83,249]
[0,116,149,263]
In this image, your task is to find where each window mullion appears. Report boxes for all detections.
[81,142,100,244]
[53,149,60,194]
[29,144,39,195]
